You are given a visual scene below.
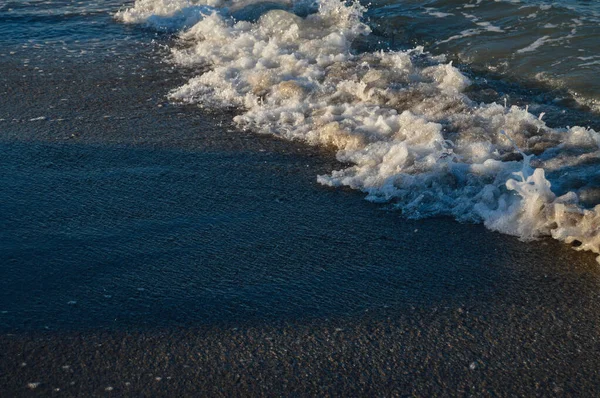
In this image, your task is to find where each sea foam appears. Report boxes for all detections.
[117,0,600,263]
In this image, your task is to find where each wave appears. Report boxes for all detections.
[116,0,600,263]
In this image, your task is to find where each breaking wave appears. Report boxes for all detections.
[116,0,600,263]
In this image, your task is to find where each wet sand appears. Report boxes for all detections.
[2,307,600,396]
[2,34,600,396]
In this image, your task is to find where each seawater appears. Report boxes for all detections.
[2,0,599,263]
[368,0,600,111]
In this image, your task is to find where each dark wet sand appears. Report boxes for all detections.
[2,35,600,396]
[2,307,600,397]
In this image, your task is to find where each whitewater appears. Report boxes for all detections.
[116,0,600,263]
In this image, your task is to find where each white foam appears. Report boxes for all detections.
[424,8,453,18]
[517,35,551,53]
[438,13,504,44]
[115,0,223,30]
[119,0,600,263]
[579,60,600,68]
